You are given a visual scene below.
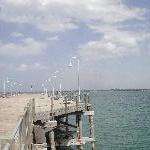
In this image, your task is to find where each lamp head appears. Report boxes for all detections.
[55,70,59,74]
[48,78,51,82]
[68,60,73,67]
[72,56,77,59]
[6,77,10,83]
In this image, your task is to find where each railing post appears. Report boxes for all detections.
[75,95,79,111]
[64,97,68,114]
[89,114,95,150]
[51,96,54,120]
[64,97,69,133]
[32,98,35,119]
[84,94,88,110]
[76,113,83,150]
[87,93,90,103]
[49,131,56,150]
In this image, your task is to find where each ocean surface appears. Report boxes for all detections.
[82,90,150,150]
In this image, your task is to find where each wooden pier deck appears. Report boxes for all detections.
[0,94,84,138]
[0,93,95,150]
[0,94,32,140]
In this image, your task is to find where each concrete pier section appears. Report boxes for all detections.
[0,93,95,150]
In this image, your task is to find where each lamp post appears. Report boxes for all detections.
[41,83,46,95]
[10,82,13,96]
[52,75,57,97]
[3,77,12,97]
[3,80,6,97]
[59,83,62,97]
[30,84,33,93]
[52,70,63,97]
[6,77,12,96]
[69,56,81,102]
[5,77,16,97]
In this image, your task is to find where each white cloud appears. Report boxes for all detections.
[0,0,147,33]
[0,38,47,57]
[0,0,149,61]
[10,32,24,38]
[36,19,78,32]
[46,35,59,41]
[78,28,150,60]
[17,62,48,71]
[17,63,28,71]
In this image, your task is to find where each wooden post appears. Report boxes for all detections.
[84,94,88,110]
[76,114,79,139]
[51,96,54,120]
[75,95,79,111]
[32,98,35,119]
[65,97,67,114]
[75,93,83,149]
[76,114,83,150]
[87,94,91,111]
[49,130,56,150]
[89,115,95,150]
[65,97,69,133]
[66,115,69,134]
[87,94,90,104]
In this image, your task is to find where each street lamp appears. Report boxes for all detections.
[41,83,46,95]
[3,79,6,97]
[6,77,11,96]
[68,56,81,102]
[52,70,63,97]
[3,77,12,97]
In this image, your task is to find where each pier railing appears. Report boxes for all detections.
[0,99,35,150]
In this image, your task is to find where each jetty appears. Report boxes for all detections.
[0,93,95,150]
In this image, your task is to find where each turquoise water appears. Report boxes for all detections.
[83,90,150,150]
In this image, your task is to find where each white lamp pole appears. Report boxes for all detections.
[52,87,55,97]
[10,82,13,96]
[3,80,6,97]
[41,83,45,95]
[5,77,14,96]
[69,57,81,102]
[45,88,48,95]
[48,70,62,98]
[59,83,62,97]
[52,75,57,97]
[7,78,12,96]
[77,59,80,102]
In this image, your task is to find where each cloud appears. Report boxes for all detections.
[17,63,28,71]
[10,32,24,38]
[0,38,47,57]
[16,62,48,71]
[78,28,150,60]
[46,35,59,41]
[0,0,147,33]
[36,19,78,32]
[0,0,149,61]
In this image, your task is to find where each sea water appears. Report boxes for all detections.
[83,90,150,150]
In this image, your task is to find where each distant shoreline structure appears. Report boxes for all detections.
[99,89,150,91]
[82,89,150,92]
[1,89,150,94]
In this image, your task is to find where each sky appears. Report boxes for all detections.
[0,0,150,91]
